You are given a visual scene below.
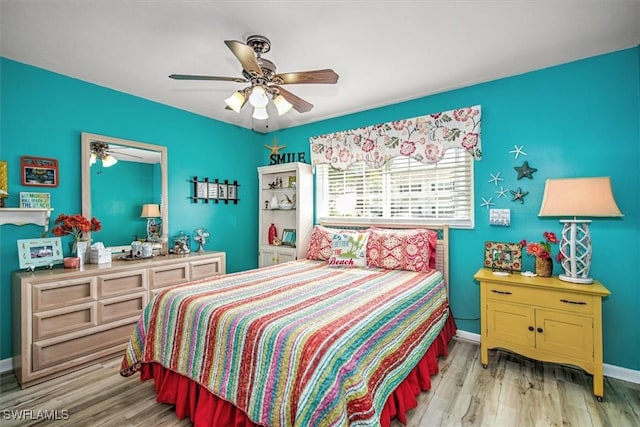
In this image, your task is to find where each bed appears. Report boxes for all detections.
[121,224,456,426]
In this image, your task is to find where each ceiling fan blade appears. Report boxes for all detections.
[169,74,247,83]
[224,40,263,77]
[273,86,313,113]
[274,69,339,85]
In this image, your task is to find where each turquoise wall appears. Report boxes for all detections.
[266,47,640,370]
[1,47,638,370]
[0,58,262,359]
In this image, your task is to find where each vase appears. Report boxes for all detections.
[69,240,89,265]
[535,256,552,277]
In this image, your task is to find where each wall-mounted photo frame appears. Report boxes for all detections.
[218,183,227,200]
[207,182,218,199]
[282,228,296,247]
[483,241,522,272]
[21,156,59,187]
[196,181,207,199]
[17,237,63,270]
[227,184,237,200]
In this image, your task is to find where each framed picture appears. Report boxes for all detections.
[20,192,51,209]
[196,182,207,198]
[21,156,59,187]
[218,183,227,200]
[227,184,237,200]
[483,241,522,272]
[17,237,63,270]
[207,182,218,199]
[282,228,296,247]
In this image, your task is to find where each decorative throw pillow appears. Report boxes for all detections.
[366,228,436,272]
[328,231,369,267]
[306,226,340,261]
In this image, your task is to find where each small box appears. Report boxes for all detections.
[90,247,112,264]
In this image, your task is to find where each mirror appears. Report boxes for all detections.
[81,132,168,252]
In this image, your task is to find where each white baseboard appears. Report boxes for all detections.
[1,329,638,384]
[0,357,13,373]
[453,329,640,384]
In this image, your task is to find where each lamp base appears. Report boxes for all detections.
[558,274,594,285]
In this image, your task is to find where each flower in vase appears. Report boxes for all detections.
[520,231,559,260]
[52,213,101,241]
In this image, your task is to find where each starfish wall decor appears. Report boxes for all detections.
[514,161,538,180]
[510,187,529,204]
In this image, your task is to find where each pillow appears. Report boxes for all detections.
[306,226,341,261]
[328,231,369,267]
[366,228,437,272]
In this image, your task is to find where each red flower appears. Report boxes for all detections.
[521,231,558,260]
[52,214,101,241]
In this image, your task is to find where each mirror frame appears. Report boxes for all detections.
[81,132,168,251]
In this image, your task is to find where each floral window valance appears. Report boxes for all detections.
[310,105,481,170]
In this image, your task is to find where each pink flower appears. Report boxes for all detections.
[400,141,416,156]
[424,143,443,161]
[522,231,558,260]
[453,108,473,122]
[325,147,333,160]
[338,148,351,163]
[362,139,375,152]
[462,133,479,149]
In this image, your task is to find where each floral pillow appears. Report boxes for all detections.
[366,228,437,272]
[328,231,369,268]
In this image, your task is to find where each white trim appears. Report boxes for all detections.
[0,357,13,373]
[453,329,640,384]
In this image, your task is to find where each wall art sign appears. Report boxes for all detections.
[21,156,59,187]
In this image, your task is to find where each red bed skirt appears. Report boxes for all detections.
[140,314,457,427]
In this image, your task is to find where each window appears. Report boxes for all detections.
[315,148,474,228]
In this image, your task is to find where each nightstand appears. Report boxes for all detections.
[474,268,610,400]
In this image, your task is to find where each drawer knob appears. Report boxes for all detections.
[560,299,587,305]
[537,327,543,333]
[528,326,534,331]
[490,289,513,295]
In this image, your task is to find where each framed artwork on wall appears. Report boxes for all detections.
[227,184,237,200]
[483,241,522,272]
[21,156,59,187]
[17,237,63,270]
[218,183,227,200]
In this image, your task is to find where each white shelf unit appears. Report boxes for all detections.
[258,162,313,267]
[0,208,53,232]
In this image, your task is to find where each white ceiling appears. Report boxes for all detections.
[1,1,638,134]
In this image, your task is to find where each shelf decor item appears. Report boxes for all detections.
[483,241,522,272]
[17,237,63,270]
[51,213,101,262]
[193,227,210,252]
[521,231,558,278]
[538,177,623,284]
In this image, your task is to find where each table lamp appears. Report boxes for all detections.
[538,177,623,284]
[140,203,161,240]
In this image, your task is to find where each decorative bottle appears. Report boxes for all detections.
[270,194,279,209]
[268,223,277,245]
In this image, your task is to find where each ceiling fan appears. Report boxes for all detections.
[90,141,142,167]
[169,35,339,119]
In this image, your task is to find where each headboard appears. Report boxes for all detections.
[318,220,450,294]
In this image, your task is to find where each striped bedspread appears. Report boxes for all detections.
[121,259,449,427]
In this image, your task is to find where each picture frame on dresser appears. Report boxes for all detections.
[483,241,522,272]
[17,237,63,270]
[282,229,296,247]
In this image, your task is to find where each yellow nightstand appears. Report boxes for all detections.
[474,268,610,400]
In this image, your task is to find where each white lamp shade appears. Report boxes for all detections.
[225,91,245,113]
[252,106,269,120]
[538,177,623,218]
[101,154,118,167]
[248,86,269,108]
[273,95,293,116]
[140,203,161,218]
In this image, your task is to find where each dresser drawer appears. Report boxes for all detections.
[32,319,137,372]
[149,263,190,289]
[33,302,97,341]
[98,292,147,324]
[32,277,97,313]
[485,283,593,315]
[190,257,224,281]
[97,269,147,298]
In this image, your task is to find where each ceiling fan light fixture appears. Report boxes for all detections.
[102,154,118,168]
[225,91,245,113]
[90,152,97,165]
[252,106,269,120]
[273,94,293,116]
[248,85,269,108]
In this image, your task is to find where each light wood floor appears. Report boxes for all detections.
[0,338,638,426]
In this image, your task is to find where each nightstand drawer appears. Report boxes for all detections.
[485,283,593,315]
